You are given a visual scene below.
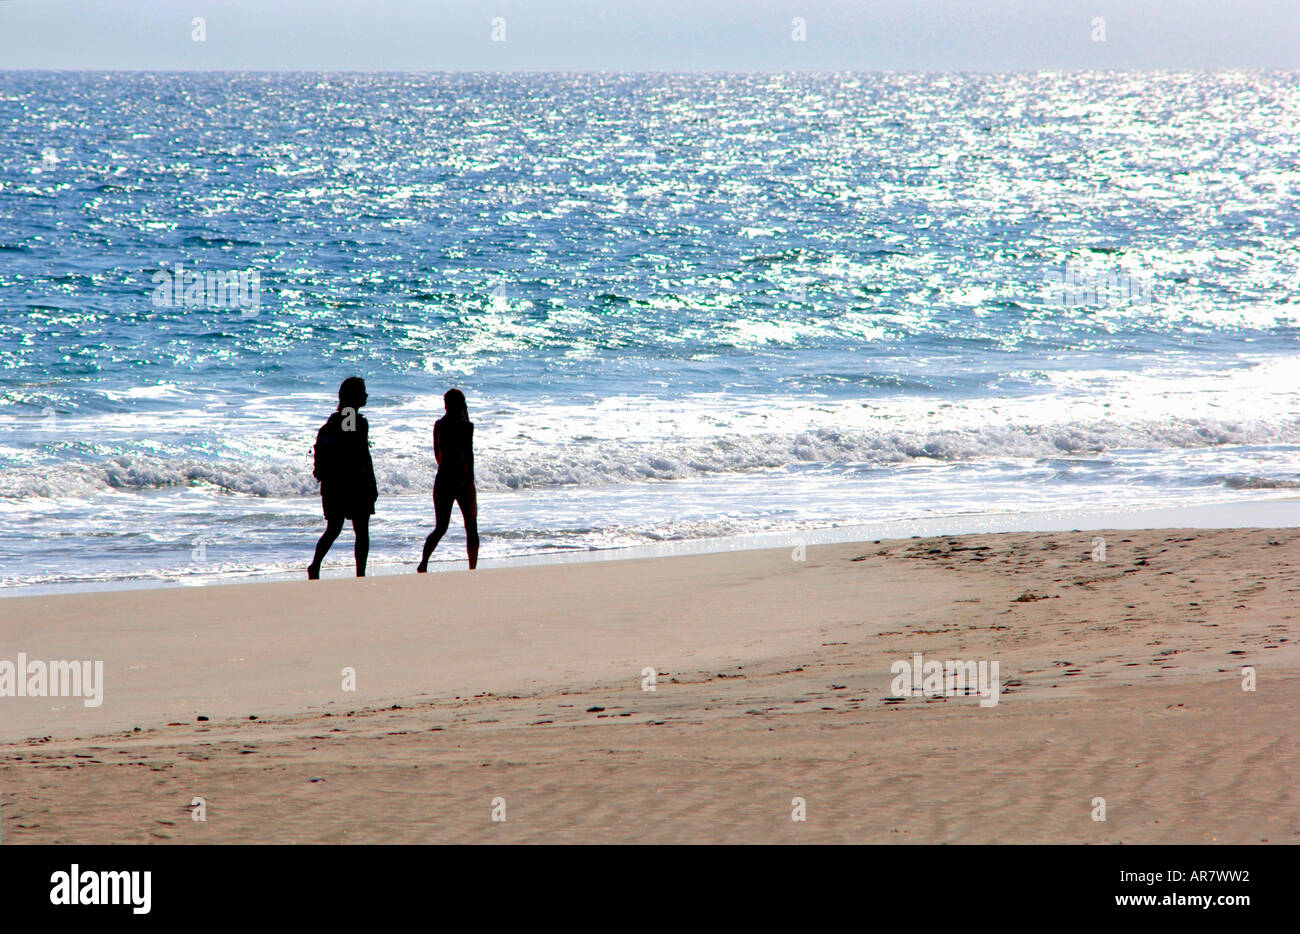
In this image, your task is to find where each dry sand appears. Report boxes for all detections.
[0,527,1295,843]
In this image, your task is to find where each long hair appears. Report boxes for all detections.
[444,387,470,423]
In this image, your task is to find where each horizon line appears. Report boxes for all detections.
[2,66,1295,75]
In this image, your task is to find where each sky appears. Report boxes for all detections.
[0,0,1298,71]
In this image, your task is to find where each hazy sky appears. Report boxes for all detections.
[2,0,1298,71]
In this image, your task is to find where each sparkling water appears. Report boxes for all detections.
[2,71,1299,589]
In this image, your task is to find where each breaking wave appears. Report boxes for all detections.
[4,414,1297,501]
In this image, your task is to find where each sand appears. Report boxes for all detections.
[0,527,1295,844]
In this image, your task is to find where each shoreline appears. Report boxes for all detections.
[5,493,1300,600]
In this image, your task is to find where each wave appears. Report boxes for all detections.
[3,414,1298,502]
[1218,475,1300,490]
[482,417,1296,489]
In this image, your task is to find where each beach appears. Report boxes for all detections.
[1,525,1294,844]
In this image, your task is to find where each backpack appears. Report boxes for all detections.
[312,417,336,483]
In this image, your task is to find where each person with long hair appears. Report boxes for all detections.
[417,387,479,571]
[307,376,377,579]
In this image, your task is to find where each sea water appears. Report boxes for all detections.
[2,71,1298,589]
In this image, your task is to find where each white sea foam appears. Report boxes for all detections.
[2,411,1297,502]
[4,355,1298,504]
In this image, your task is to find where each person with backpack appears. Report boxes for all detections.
[416,388,479,572]
[308,376,378,579]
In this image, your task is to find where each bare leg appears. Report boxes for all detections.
[458,484,479,570]
[352,515,369,577]
[309,516,345,579]
[417,486,453,573]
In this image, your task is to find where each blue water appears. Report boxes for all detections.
[2,71,1300,589]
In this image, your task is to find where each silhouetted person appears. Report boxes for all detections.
[417,388,479,571]
[308,376,377,579]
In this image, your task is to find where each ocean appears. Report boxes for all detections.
[2,70,1299,590]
